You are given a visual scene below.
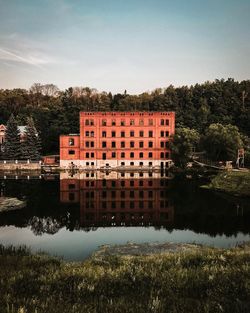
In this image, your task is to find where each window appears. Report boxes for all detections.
[149,131,153,137]
[161,152,164,158]
[130,141,134,148]
[111,190,116,197]
[139,161,143,166]
[85,131,89,137]
[166,119,169,126]
[102,142,106,148]
[102,131,106,137]
[165,152,169,158]
[148,152,153,158]
[130,191,134,198]
[139,201,144,209]
[139,119,144,126]
[139,180,143,186]
[148,141,153,148]
[121,191,125,198]
[149,119,153,125]
[139,141,144,148]
[90,119,94,126]
[112,152,116,158]
[86,162,89,166]
[91,141,94,148]
[69,193,75,201]
[160,119,164,126]
[85,119,89,126]
[102,153,106,160]
[130,202,134,209]
[86,152,89,158]
[121,201,125,209]
[69,138,74,146]
[121,131,125,137]
[139,190,144,198]
[121,141,125,148]
[121,120,125,126]
[102,179,106,186]
[112,119,116,126]
[91,152,94,158]
[69,184,75,189]
[130,181,134,187]
[121,152,125,158]
[148,180,153,186]
[86,141,90,148]
[139,131,144,137]
[148,191,153,198]
[149,162,152,166]
[91,162,94,166]
[112,131,116,137]
[121,162,125,166]
[102,119,107,126]
[102,191,107,198]
[68,150,75,155]
[160,141,164,148]
[139,172,143,177]
[90,131,94,137]
[130,119,134,125]
[161,131,164,137]
[121,180,125,187]
[130,152,134,158]
[130,162,134,166]
[112,141,116,148]
[165,131,169,137]
[139,152,143,158]
[130,131,134,137]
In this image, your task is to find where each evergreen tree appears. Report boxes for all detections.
[21,117,41,160]
[4,114,21,160]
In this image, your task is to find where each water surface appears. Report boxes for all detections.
[0,171,249,260]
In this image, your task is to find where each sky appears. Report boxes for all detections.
[0,0,249,94]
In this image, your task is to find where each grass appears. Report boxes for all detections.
[201,170,250,197]
[0,245,250,313]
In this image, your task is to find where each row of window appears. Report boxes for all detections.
[84,201,169,210]
[81,152,170,159]
[84,118,170,127]
[85,130,170,138]
[81,179,169,187]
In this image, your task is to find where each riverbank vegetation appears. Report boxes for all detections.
[0,244,250,313]
[0,78,249,156]
[202,171,250,197]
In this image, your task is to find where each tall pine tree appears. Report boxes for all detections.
[4,114,21,160]
[21,117,41,160]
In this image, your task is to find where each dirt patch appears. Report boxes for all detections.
[93,242,200,258]
[0,197,26,213]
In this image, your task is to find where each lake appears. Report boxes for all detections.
[0,170,250,260]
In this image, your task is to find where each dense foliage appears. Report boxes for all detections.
[0,79,249,155]
[0,244,250,313]
[3,114,21,159]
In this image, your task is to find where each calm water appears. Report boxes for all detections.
[0,170,250,260]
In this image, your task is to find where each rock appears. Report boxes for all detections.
[0,197,26,213]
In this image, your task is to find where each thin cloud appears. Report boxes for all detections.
[0,46,53,68]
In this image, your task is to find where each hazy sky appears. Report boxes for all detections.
[0,0,249,94]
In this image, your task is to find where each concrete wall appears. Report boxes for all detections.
[0,162,41,171]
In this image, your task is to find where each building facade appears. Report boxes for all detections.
[60,111,175,169]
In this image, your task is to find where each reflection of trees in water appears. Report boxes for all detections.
[28,216,62,236]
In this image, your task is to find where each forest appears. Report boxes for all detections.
[0,78,249,158]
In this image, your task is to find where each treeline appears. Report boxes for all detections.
[0,78,249,155]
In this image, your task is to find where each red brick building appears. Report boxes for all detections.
[60,111,175,169]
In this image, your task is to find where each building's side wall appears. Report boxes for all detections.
[60,135,80,168]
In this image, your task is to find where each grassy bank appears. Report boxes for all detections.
[201,170,250,197]
[0,245,250,313]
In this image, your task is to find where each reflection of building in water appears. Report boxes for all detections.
[60,171,174,228]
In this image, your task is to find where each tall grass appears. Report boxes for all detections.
[0,244,250,313]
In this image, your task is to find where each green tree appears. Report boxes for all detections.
[171,128,200,168]
[202,123,243,161]
[4,114,21,159]
[21,117,41,160]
